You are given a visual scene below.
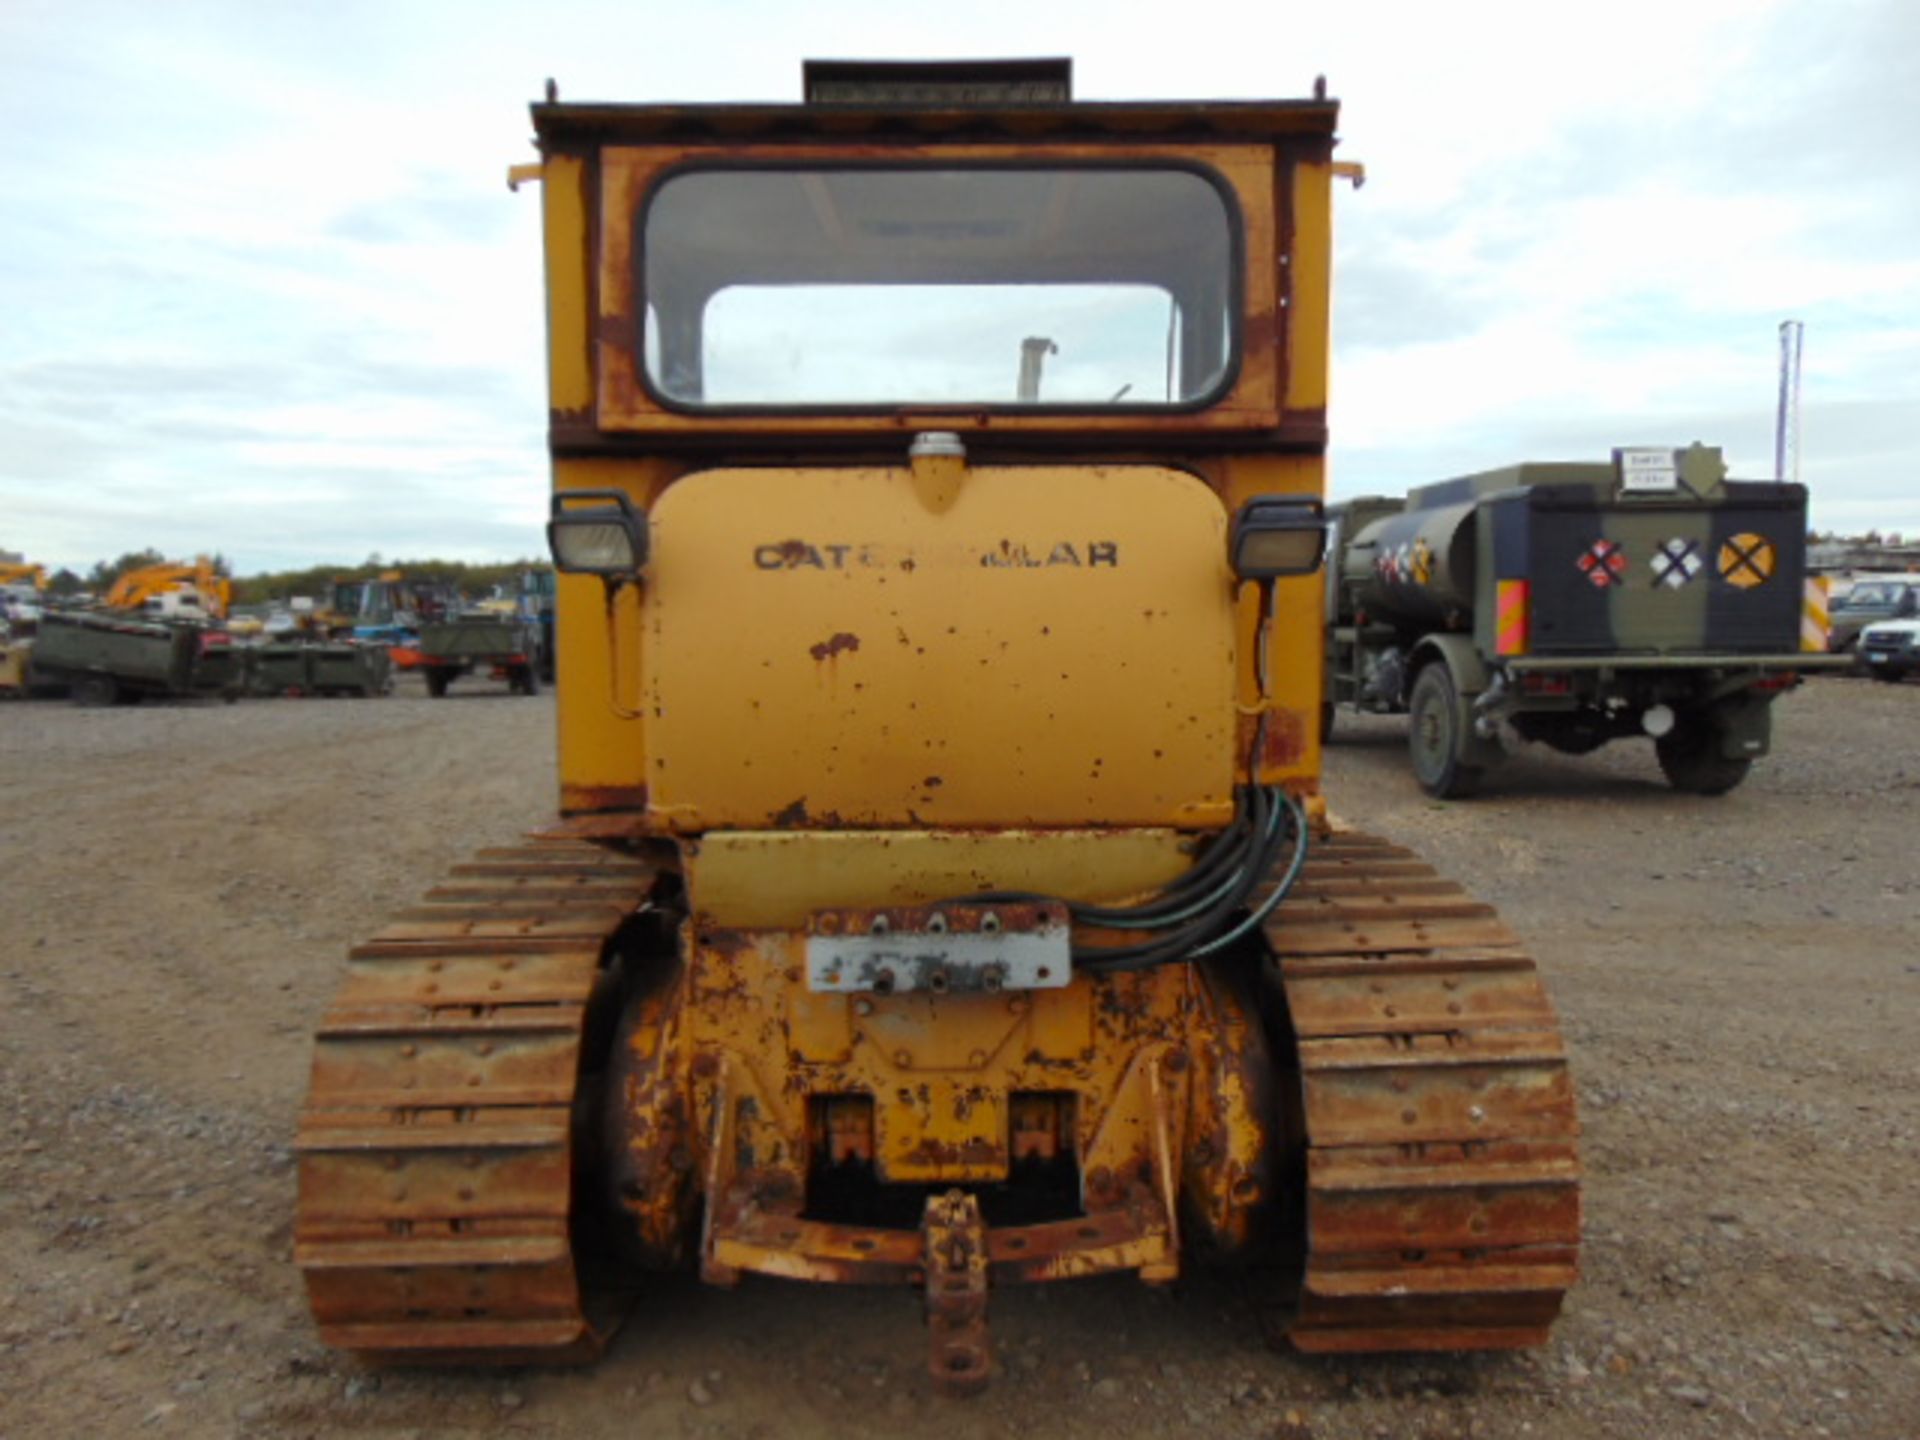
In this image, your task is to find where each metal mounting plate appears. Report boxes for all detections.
[805,901,1071,995]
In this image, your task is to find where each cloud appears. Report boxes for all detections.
[2,0,1916,573]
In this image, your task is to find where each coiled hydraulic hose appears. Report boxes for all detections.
[958,784,1309,973]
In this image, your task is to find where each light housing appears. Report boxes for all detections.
[548,490,649,577]
[1231,496,1327,579]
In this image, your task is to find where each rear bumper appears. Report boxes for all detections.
[1502,652,1849,672]
[705,1185,1175,1288]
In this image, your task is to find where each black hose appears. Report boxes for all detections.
[942,784,1310,973]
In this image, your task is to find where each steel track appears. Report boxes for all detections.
[293,828,1578,1364]
[295,840,656,1364]
[1267,830,1582,1351]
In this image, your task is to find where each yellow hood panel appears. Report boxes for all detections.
[645,464,1236,829]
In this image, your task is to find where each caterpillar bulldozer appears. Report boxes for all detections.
[295,60,1581,1393]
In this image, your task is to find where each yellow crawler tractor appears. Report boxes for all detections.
[296,60,1580,1392]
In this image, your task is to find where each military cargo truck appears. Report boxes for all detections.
[417,613,541,696]
[1327,445,1840,797]
[30,608,243,705]
[248,641,393,698]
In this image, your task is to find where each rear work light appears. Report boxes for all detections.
[548,490,650,578]
[1231,496,1327,580]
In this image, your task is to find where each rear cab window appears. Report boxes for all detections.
[639,167,1239,411]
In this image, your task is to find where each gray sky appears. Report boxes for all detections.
[3,0,1915,574]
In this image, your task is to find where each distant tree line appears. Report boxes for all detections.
[234,557,551,608]
[9,548,549,606]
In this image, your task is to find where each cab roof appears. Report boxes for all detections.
[533,98,1339,148]
[532,60,1337,149]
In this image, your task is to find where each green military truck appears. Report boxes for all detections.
[248,640,393,698]
[30,608,244,705]
[417,612,541,697]
[1326,445,1841,797]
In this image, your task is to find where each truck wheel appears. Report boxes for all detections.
[1655,717,1752,796]
[73,674,119,707]
[1408,663,1482,799]
[517,664,540,697]
[426,669,452,698]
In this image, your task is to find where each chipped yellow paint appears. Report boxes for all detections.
[1285,160,1334,414]
[642,463,1239,831]
[1220,454,1327,786]
[537,153,593,417]
[592,143,1281,437]
[553,457,680,813]
[689,828,1199,928]
[524,106,1343,1297]
[693,930,1200,1187]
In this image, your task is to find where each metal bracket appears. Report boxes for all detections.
[922,1190,992,1397]
[807,901,1071,995]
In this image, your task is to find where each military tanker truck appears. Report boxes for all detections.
[1326,444,1838,797]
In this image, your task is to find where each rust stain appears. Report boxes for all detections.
[593,311,634,347]
[533,803,650,841]
[902,1136,1005,1170]
[922,1189,992,1396]
[770,796,810,828]
[698,928,759,961]
[1234,707,1310,778]
[560,782,651,814]
[1261,705,1310,770]
[809,632,862,661]
[1242,309,1279,355]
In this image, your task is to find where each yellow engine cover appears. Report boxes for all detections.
[644,463,1236,830]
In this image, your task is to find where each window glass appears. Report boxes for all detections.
[642,168,1236,408]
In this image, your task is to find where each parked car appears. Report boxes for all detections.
[1858,619,1920,681]
[1828,576,1920,653]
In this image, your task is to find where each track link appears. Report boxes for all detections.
[295,840,657,1363]
[1267,830,1581,1352]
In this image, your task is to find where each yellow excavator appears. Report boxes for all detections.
[296,61,1579,1391]
[102,556,232,621]
[0,562,44,691]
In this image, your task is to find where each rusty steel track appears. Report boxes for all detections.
[1266,830,1581,1352]
[295,840,657,1364]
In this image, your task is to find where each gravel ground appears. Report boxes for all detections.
[1,672,1915,1439]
